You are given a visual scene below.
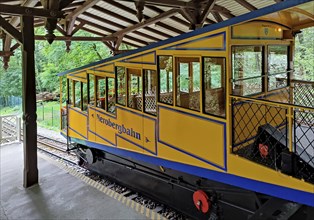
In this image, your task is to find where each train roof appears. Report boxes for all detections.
[58,0,314,77]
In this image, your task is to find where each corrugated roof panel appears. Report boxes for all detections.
[247,0,275,9]
[79,14,120,32]
[122,38,146,48]
[83,25,111,36]
[86,8,130,28]
[97,1,139,23]
[127,32,154,43]
[136,28,168,41]
[216,0,250,16]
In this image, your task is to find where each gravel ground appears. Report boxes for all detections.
[37,126,66,143]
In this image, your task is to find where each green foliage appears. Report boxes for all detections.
[294,27,314,81]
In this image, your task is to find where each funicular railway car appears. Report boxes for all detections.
[58,1,314,219]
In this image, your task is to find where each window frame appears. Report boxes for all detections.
[174,56,201,112]
[127,68,143,112]
[115,66,127,106]
[143,69,157,116]
[267,44,290,92]
[157,55,174,106]
[231,45,265,97]
[202,56,227,118]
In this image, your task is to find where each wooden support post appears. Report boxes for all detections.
[21,15,38,188]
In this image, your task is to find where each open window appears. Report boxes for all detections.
[175,57,200,111]
[158,56,173,105]
[144,69,157,115]
[88,74,95,106]
[127,68,142,111]
[68,79,73,105]
[96,76,106,110]
[74,81,81,108]
[107,77,115,113]
[268,45,289,90]
[232,46,263,96]
[116,67,126,105]
[203,57,226,117]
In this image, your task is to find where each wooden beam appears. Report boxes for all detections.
[71,21,86,35]
[212,11,223,23]
[116,0,195,9]
[34,35,117,41]
[110,8,181,37]
[0,4,64,18]
[234,0,257,11]
[10,43,20,51]
[65,0,100,35]
[76,17,149,46]
[93,5,172,38]
[0,16,22,44]
[106,0,184,35]
[199,0,216,25]
[212,5,234,19]
[145,5,190,27]
[80,26,141,48]
[66,0,100,19]
[0,51,13,56]
[21,15,38,188]
[83,11,161,42]
[56,24,67,36]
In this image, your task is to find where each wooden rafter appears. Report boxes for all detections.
[234,0,257,11]
[76,17,149,46]
[106,0,184,35]
[92,5,173,38]
[0,16,22,44]
[64,0,100,35]
[83,12,161,42]
[110,9,180,37]
[34,35,116,41]
[0,4,64,18]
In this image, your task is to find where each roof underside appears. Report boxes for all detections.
[0,0,313,54]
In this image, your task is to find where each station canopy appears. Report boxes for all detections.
[0,0,313,59]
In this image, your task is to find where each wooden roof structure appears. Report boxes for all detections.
[0,0,310,69]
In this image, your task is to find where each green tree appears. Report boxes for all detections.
[294,27,314,81]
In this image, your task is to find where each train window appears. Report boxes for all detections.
[82,82,88,111]
[88,74,95,106]
[144,69,157,115]
[68,79,73,105]
[232,46,263,96]
[203,57,226,117]
[158,56,173,105]
[175,57,200,111]
[96,76,106,110]
[116,67,126,105]
[74,81,81,109]
[268,45,289,90]
[127,68,142,111]
[107,77,115,113]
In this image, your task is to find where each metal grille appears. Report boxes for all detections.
[144,93,157,115]
[294,81,314,108]
[294,110,314,183]
[232,98,288,170]
[160,93,173,104]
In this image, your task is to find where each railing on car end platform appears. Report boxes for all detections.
[0,114,21,145]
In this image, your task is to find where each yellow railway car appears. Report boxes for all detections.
[59,1,314,219]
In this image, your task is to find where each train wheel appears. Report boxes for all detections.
[86,148,96,164]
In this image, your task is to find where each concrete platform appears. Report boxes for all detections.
[0,142,149,220]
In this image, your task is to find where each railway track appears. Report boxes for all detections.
[1,121,187,220]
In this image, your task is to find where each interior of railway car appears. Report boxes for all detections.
[57,1,314,219]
